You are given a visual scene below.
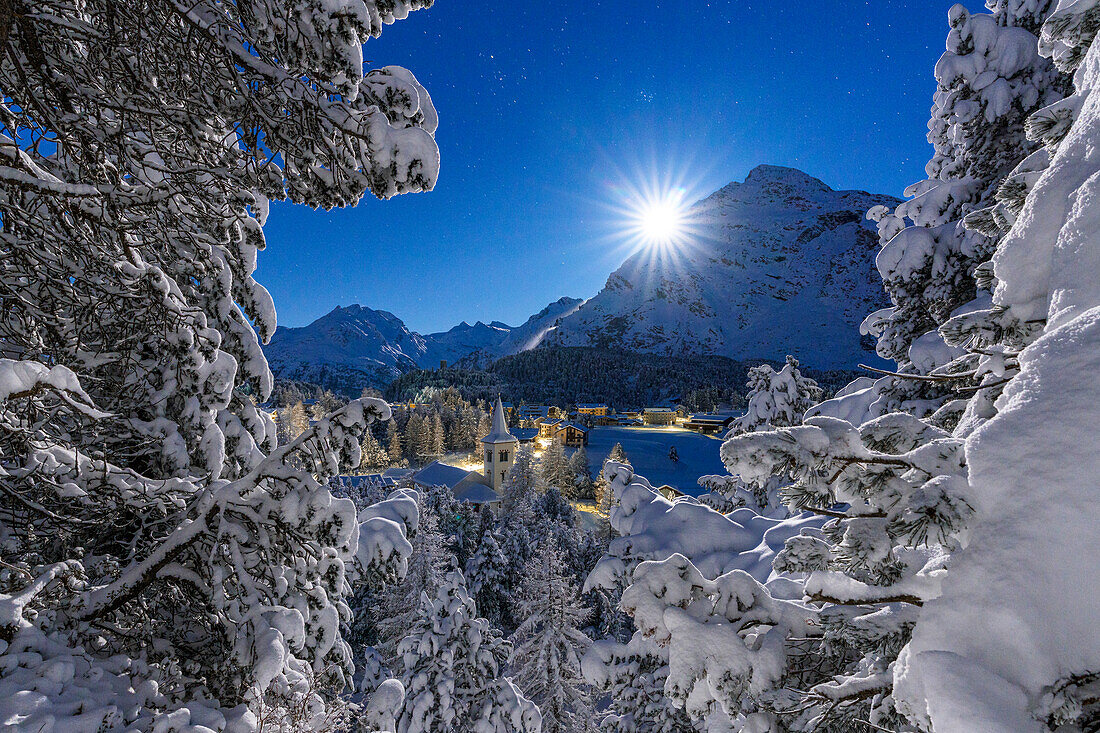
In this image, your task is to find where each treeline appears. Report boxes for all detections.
[380,387,492,467]
[387,346,861,409]
[273,385,494,469]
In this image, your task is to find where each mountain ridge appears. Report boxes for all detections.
[263,297,585,394]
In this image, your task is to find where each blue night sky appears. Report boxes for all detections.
[259,0,961,334]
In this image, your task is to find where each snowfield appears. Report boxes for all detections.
[584,426,728,495]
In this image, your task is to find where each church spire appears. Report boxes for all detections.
[482,395,515,444]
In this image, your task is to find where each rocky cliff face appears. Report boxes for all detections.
[543,165,899,369]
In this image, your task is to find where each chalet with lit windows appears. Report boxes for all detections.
[536,417,563,440]
[643,407,677,426]
[553,422,589,447]
[575,403,609,417]
[536,417,589,447]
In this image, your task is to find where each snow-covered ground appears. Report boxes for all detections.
[584,426,726,495]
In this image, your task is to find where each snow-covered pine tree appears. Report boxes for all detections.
[569,445,590,484]
[275,405,294,445]
[699,355,823,514]
[387,420,405,464]
[607,442,630,466]
[376,510,456,665]
[341,488,420,695]
[542,438,577,497]
[292,401,313,435]
[403,412,425,461]
[429,412,446,456]
[582,636,697,733]
[594,448,630,526]
[891,6,1100,729]
[422,482,481,568]
[466,528,512,630]
[361,429,390,471]
[277,400,311,445]
[730,355,822,435]
[862,0,1068,428]
[0,0,438,727]
[510,537,593,733]
[503,444,545,512]
[397,571,541,733]
[457,405,480,450]
[571,445,596,500]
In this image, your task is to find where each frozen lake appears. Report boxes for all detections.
[582,426,727,496]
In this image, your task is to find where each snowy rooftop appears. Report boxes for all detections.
[411,461,473,489]
[339,474,398,488]
[686,413,735,423]
[576,403,608,409]
[453,482,501,505]
[512,428,539,441]
[412,461,499,505]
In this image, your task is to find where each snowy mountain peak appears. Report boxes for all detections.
[544,166,901,369]
[741,164,832,191]
[264,166,895,389]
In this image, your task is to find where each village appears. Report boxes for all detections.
[308,396,742,516]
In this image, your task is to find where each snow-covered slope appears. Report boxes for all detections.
[264,297,584,392]
[455,296,585,366]
[545,165,900,369]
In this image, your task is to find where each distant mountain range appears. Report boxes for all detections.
[264,297,583,394]
[263,165,899,395]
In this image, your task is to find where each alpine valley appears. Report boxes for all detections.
[263,165,899,394]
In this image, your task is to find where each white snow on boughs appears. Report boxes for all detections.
[0,359,108,419]
[0,0,436,724]
[585,462,825,591]
[396,572,541,733]
[354,487,419,585]
[895,16,1100,731]
[621,553,816,723]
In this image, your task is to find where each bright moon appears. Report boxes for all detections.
[641,201,683,243]
[634,193,688,247]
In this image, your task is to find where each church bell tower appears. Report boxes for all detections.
[482,396,518,492]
